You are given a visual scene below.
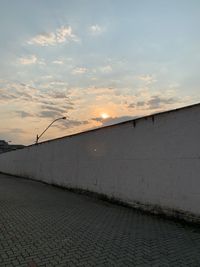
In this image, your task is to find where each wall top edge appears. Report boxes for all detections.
[32,102,200,145]
[1,102,200,153]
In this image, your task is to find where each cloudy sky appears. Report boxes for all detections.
[0,0,200,145]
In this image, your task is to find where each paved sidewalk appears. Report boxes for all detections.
[0,173,200,267]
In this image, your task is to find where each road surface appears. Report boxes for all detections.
[0,173,200,266]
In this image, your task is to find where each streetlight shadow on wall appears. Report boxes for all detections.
[35,116,66,144]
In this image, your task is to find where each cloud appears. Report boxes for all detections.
[128,94,178,111]
[52,118,89,130]
[89,24,104,35]
[15,111,33,118]
[28,26,78,46]
[0,80,74,120]
[38,80,68,91]
[60,119,89,128]
[38,93,74,118]
[0,82,35,102]
[39,110,61,118]
[138,74,157,85]
[41,105,66,113]
[19,55,46,65]
[1,78,194,145]
[57,26,78,42]
[72,67,87,74]
[50,91,68,99]
[137,101,145,107]
[52,60,64,65]
[147,95,177,109]
[92,116,137,127]
[128,103,135,108]
[19,55,37,65]
[128,101,145,109]
[100,65,112,73]
[40,75,53,80]
[28,32,55,46]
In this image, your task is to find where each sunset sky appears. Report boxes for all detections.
[0,0,200,145]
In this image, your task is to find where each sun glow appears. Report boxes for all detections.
[101,112,109,119]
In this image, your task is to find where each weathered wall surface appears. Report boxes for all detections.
[0,104,200,221]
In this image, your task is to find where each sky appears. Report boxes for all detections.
[0,0,200,145]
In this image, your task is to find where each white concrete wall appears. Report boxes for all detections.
[1,104,200,220]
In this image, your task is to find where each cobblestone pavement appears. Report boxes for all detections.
[1,173,200,267]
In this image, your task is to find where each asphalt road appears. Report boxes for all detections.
[1,173,200,267]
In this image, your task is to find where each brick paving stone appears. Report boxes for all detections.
[1,173,200,266]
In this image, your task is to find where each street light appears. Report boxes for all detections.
[35,116,66,144]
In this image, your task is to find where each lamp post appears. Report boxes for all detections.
[35,116,66,144]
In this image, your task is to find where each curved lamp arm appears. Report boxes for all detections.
[35,116,66,144]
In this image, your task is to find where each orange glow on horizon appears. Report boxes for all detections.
[100,112,110,119]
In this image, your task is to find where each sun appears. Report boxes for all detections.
[101,113,109,119]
